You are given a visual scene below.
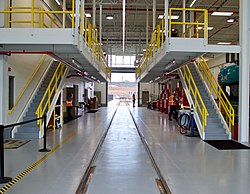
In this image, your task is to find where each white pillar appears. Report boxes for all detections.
[93,0,96,27]
[146,6,149,45]
[122,0,126,56]
[0,0,6,27]
[153,0,156,29]
[164,0,169,46]
[63,0,66,28]
[81,0,85,37]
[239,0,250,142]
[74,0,80,45]
[99,4,102,44]
[182,0,186,37]
[0,56,8,125]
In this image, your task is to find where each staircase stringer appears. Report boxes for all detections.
[39,67,69,138]
[11,59,54,138]
[178,69,205,139]
[192,62,231,138]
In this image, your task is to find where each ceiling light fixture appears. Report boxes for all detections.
[227,19,234,23]
[217,42,232,45]
[155,76,161,81]
[207,27,214,30]
[55,0,60,6]
[190,0,197,7]
[158,15,164,19]
[211,12,233,16]
[168,15,179,20]
[106,15,114,20]
[85,13,91,18]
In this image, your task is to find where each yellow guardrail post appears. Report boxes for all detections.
[32,0,35,28]
[72,0,75,29]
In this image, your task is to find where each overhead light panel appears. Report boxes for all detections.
[155,76,161,81]
[55,0,60,6]
[158,15,164,19]
[190,0,197,7]
[168,15,179,20]
[106,15,114,20]
[85,13,91,18]
[143,49,146,52]
[207,27,214,30]
[217,42,232,45]
[211,12,233,16]
[227,19,234,23]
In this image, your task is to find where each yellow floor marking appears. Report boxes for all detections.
[0,131,77,193]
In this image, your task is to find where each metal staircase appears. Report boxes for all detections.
[14,62,59,139]
[187,63,229,140]
[179,57,234,140]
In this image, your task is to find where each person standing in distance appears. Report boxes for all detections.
[132,94,136,107]
[66,93,73,121]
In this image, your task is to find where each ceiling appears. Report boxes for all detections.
[67,0,240,57]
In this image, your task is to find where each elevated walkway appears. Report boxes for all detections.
[0,2,111,82]
[136,8,240,83]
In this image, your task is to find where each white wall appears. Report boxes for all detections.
[207,54,226,79]
[94,82,107,105]
[7,55,52,124]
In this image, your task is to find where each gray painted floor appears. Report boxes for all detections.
[1,100,250,194]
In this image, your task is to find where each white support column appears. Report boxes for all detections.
[239,0,250,142]
[146,6,149,46]
[164,0,169,48]
[81,0,85,38]
[74,0,80,45]
[0,56,8,125]
[63,0,66,28]
[99,4,102,44]
[182,0,186,37]
[153,0,156,29]
[93,0,96,27]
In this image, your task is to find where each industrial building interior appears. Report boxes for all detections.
[0,0,250,194]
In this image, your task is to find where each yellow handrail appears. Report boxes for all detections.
[35,63,67,131]
[8,55,48,115]
[180,65,208,132]
[197,57,234,132]
[82,17,111,79]
[136,8,208,79]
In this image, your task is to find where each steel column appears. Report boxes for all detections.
[239,0,250,142]
[0,56,8,125]
[93,0,96,27]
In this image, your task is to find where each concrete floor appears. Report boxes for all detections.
[1,100,250,194]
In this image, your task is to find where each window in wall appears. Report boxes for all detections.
[9,76,15,110]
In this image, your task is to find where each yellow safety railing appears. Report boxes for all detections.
[169,8,208,38]
[136,8,208,79]
[35,63,67,131]
[0,0,75,28]
[0,1,111,80]
[197,57,234,132]
[8,55,48,115]
[136,18,165,79]
[82,17,111,79]
[180,65,208,132]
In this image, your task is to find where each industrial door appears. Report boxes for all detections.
[142,91,149,106]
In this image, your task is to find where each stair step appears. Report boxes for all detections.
[206,128,226,134]
[14,132,39,139]
[17,126,39,133]
[205,133,229,140]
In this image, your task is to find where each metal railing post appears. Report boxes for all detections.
[0,125,12,184]
[39,114,51,152]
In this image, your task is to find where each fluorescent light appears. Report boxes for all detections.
[155,76,161,81]
[55,0,60,6]
[190,0,197,7]
[85,13,91,18]
[143,49,146,52]
[227,19,234,23]
[168,15,179,20]
[217,42,232,45]
[207,27,214,30]
[211,12,233,16]
[197,26,203,30]
[158,15,164,19]
[106,15,114,20]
